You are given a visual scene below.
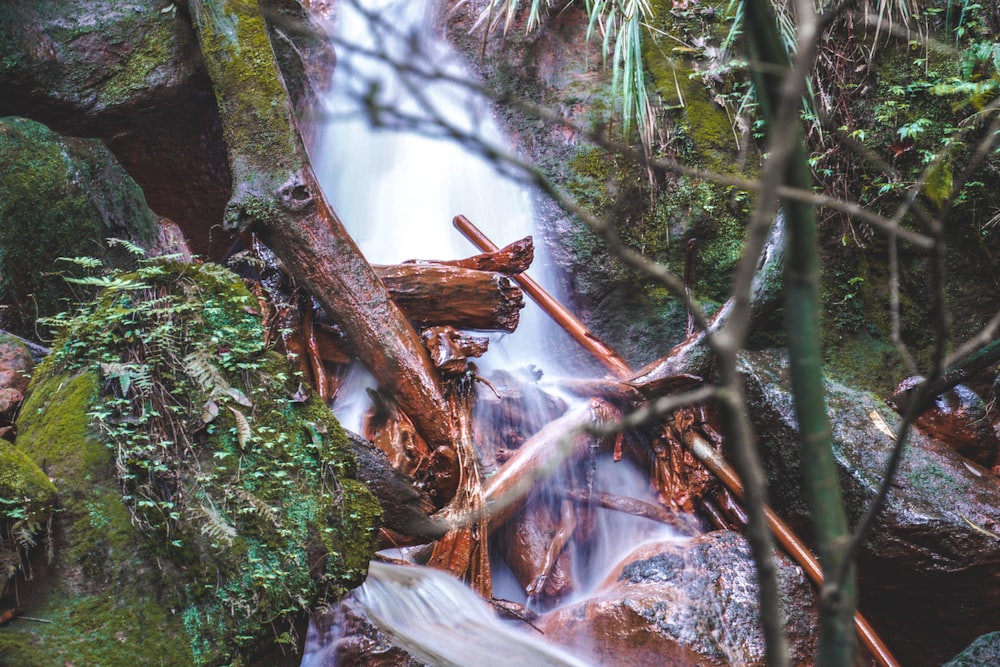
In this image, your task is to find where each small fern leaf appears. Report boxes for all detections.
[107,236,147,257]
[227,386,252,407]
[198,502,237,546]
[228,406,252,450]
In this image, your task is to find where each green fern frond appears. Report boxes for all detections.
[197,500,238,546]
[107,237,148,257]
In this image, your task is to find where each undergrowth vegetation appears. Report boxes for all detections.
[24,249,380,663]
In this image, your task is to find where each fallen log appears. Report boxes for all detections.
[482,398,621,526]
[454,215,633,379]
[404,236,534,274]
[375,263,524,332]
[560,489,698,535]
[189,0,452,452]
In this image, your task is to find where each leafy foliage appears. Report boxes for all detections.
[38,256,378,661]
[471,0,655,139]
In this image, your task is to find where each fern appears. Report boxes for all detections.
[107,236,148,257]
[196,500,238,547]
[183,349,251,406]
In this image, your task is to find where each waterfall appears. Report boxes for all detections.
[313,0,577,428]
[307,0,685,663]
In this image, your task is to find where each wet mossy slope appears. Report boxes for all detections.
[0,261,380,666]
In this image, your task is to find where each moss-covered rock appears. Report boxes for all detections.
[0,116,158,337]
[0,261,379,666]
[0,438,58,603]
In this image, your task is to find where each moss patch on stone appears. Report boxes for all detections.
[4,261,379,665]
[0,116,157,336]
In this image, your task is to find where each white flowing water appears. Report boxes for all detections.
[312,0,576,436]
[306,1,683,663]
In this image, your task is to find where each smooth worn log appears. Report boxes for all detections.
[188,0,452,452]
[482,398,620,526]
[405,236,534,274]
[376,263,524,332]
[563,489,698,534]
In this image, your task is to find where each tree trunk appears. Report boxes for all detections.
[188,0,453,451]
[744,0,855,664]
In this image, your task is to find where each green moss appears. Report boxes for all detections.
[643,1,754,176]
[0,440,58,598]
[0,116,157,336]
[0,441,56,508]
[17,371,109,481]
[10,261,379,665]
[195,1,296,187]
[96,7,178,107]
[0,590,193,667]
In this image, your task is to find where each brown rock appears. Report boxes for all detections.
[892,375,998,466]
[538,531,818,666]
[0,333,33,396]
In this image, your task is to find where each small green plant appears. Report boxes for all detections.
[471,0,654,140]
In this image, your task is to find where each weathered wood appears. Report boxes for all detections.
[560,489,697,535]
[429,393,491,597]
[405,236,534,274]
[454,215,633,378]
[421,326,489,376]
[188,0,452,451]
[482,398,620,526]
[376,264,524,332]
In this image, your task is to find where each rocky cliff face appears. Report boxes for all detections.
[0,0,333,260]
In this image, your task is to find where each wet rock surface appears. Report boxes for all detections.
[539,531,818,666]
[740,349,1000,666]
[944,630,1000,666]
[304,594,429,667]
[891,375,998,466]
[0,0,332,259]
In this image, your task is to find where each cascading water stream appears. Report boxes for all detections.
[305,1,686,663]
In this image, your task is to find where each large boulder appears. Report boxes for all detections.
[740,349,1000,666]
[0,0,334,259]
[0,116,159,336]
[539,531,818,666]
[0,261,380,666]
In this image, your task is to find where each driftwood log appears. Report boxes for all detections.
[404,236,534,274]
[376,264,524,332]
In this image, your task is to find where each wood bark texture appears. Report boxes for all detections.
[188,0,453,450]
